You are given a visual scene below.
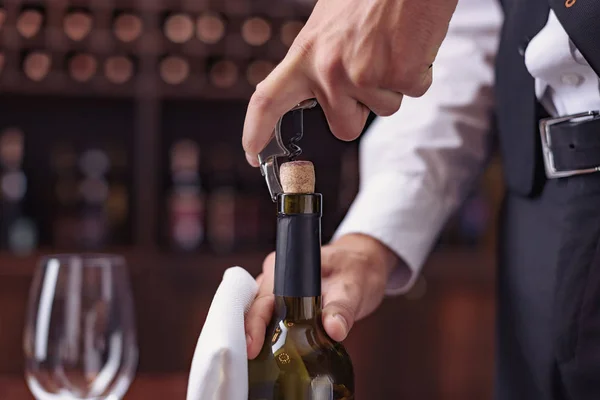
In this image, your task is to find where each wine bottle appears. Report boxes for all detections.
[209,58,238,89]
[241,17,271,47]
[163,12,194,44]
[159,55,190,85]
[104,55,134,84]
[67,52,97,83]
[51,142,79,248]
[196,12,225,44]
[77,148,111,249]
[168,139,205,251]
[63,8,93,42]
[248,161,354,400]
[22,51,52,82]
[0,127,38,255]
[113,11,143,43]
[104,143,130,244]
[16,6,44,39]
[206,143,237,254]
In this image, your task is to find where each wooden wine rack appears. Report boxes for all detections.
[0,0,313,99]
[0,0,321,255]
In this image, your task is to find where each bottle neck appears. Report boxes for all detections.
[273,193,322,298]
[274,296,322,321]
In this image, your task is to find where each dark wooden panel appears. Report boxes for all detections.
[0,276,30,374]
[437,286,495,400]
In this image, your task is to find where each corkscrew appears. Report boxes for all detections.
[258,98,318,201]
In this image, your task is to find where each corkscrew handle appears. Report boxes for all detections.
[258,99,317,202]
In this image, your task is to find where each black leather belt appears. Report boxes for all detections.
[539,111,600,178]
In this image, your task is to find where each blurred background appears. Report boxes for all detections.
[0,0,503,398]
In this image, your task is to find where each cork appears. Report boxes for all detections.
[280,161,315,194]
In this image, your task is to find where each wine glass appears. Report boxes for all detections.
[23,254,138,400]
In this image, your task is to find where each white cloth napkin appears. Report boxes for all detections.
[187,266,259,400]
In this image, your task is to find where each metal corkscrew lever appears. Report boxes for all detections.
[258,98,318,202]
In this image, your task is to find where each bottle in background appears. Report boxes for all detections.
[104,144,130,245]
[67,52,97,83]
[196,12,226,44]
[206,142,237,254]
[77,148,110,249]
[159,55,190,85]
[113,11,143,43]
[51,142,79,248]
[0,127,38,255]
[16,6,44,39]
[208,58,239,89]
[241,17,271,47]
[163,12,194,44]
[63,8,93,42]
[22,51,52,82]
[104,55,135,84]
[168,139,205,252]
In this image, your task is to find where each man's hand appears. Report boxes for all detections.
[242,0,458,165]
[244,233,401,359]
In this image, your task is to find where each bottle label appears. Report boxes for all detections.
[274,214,321,297]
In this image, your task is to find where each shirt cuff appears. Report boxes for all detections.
[332,172,452,296]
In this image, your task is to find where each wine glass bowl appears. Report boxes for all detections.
[23,254,138,400]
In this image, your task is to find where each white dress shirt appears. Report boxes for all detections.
[334,0,600,295]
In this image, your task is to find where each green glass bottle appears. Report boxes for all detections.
[248,193,355,400]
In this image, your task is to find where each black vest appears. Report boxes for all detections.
[495,0,550,196]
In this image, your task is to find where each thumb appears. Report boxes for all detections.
[321,277,362,342]
[242,58,313,157]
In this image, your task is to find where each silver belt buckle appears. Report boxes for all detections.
[539,110,600,179]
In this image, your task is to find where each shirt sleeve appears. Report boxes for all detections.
[333,0,504,295]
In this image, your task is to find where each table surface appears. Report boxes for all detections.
[0,374,188,399]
